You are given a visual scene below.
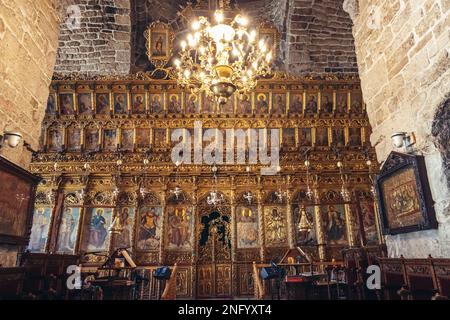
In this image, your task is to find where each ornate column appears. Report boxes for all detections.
[342,177,356,247]
[45,175,62,254]
[158,187,167,265]
[230,188,237,262]
[312,184,326,261]
[230,186,238,297]
[371,183,385,245]
[190,177,199,298]
[256,189,265,262]
[285,188,295,249]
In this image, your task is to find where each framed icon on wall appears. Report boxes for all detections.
[376,152,437,235]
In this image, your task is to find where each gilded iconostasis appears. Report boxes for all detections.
[28,73,381,297]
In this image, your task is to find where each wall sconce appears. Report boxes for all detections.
[0,131,23,151]
[391,132,415,153]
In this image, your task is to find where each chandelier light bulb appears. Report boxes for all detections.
[215,10,224,23]
[192,20,201,30]
[175,11,274,106]
[180,40,187,51]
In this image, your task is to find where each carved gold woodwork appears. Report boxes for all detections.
[31,74,380,298]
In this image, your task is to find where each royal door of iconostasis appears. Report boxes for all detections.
[196,194,232,298]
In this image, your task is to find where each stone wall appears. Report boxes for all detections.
[54,0,131,75]
[0,0,65,267]
[284,0,359,74]
[346,0,450,257]
[0,0,63,168]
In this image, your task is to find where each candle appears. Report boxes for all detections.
[175,208,179,216]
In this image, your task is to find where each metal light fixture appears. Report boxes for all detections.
[274,188,286,203]
[0,131,23,151]
[305,157,313,201]
[391,132,415,153]
[170,161,183,200]
[243,191,253,205]
[298,206,312,233]
[174,10,273,105]
[207,164,224,206]
[108,215,124,235]
[337,161,351,200]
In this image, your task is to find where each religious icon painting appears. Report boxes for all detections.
[293,205,317,246]
[84,128,100,152]
[149,93,164,113]
[121,129,134,151]
[67,127,81,152]
[321,92,334,114]
[237,94,252,114]
[56,207,81,254]
[305,93,318,114]
[153,128,167,147]
[255,92,269,114]
[360,201,378,245]
[137,206,162,251]
[351,91,363,114]
[315,127,329,147]
[59,93,75,115]
[376,152,437,235]
[289,93,303,114]
[299,128,312,147]
[282,128,296,146]
[114,207,135,250]
[48,127,63,152]
[221,95,235,114]
[321,204,348,245]
[82,208,113,252]
[132,93,146,114]
[272,93,286,115]
[166,207,193,250]
[236,206,259,249]
[257,22,280,60]
[203,94,216,113]
[167,94,182,113]
[136,128,150,149]
[103,129,117,151]
[96,93,111,115]
[263,206,287,247]
[185,93,200,113]
[78,93,93,115]
[114,93,128,114]
[145,21,174,68]
[336,92,348,114]
[348,127,362,146]
[46,94,56,115]
[28,207,52,253]
[332,127,346,147]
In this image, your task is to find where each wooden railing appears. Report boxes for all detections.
[379,256,450,300]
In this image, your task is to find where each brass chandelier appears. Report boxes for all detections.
[174,10,273,105]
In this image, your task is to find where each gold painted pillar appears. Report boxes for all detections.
[159,190,167,265]
[342,180,356,247]
[230,189,237,262]
[285,189,295,249]
[371,183,385,245]
[312,186,326,261]
[257,190,265,262]
[191,186,198,298]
